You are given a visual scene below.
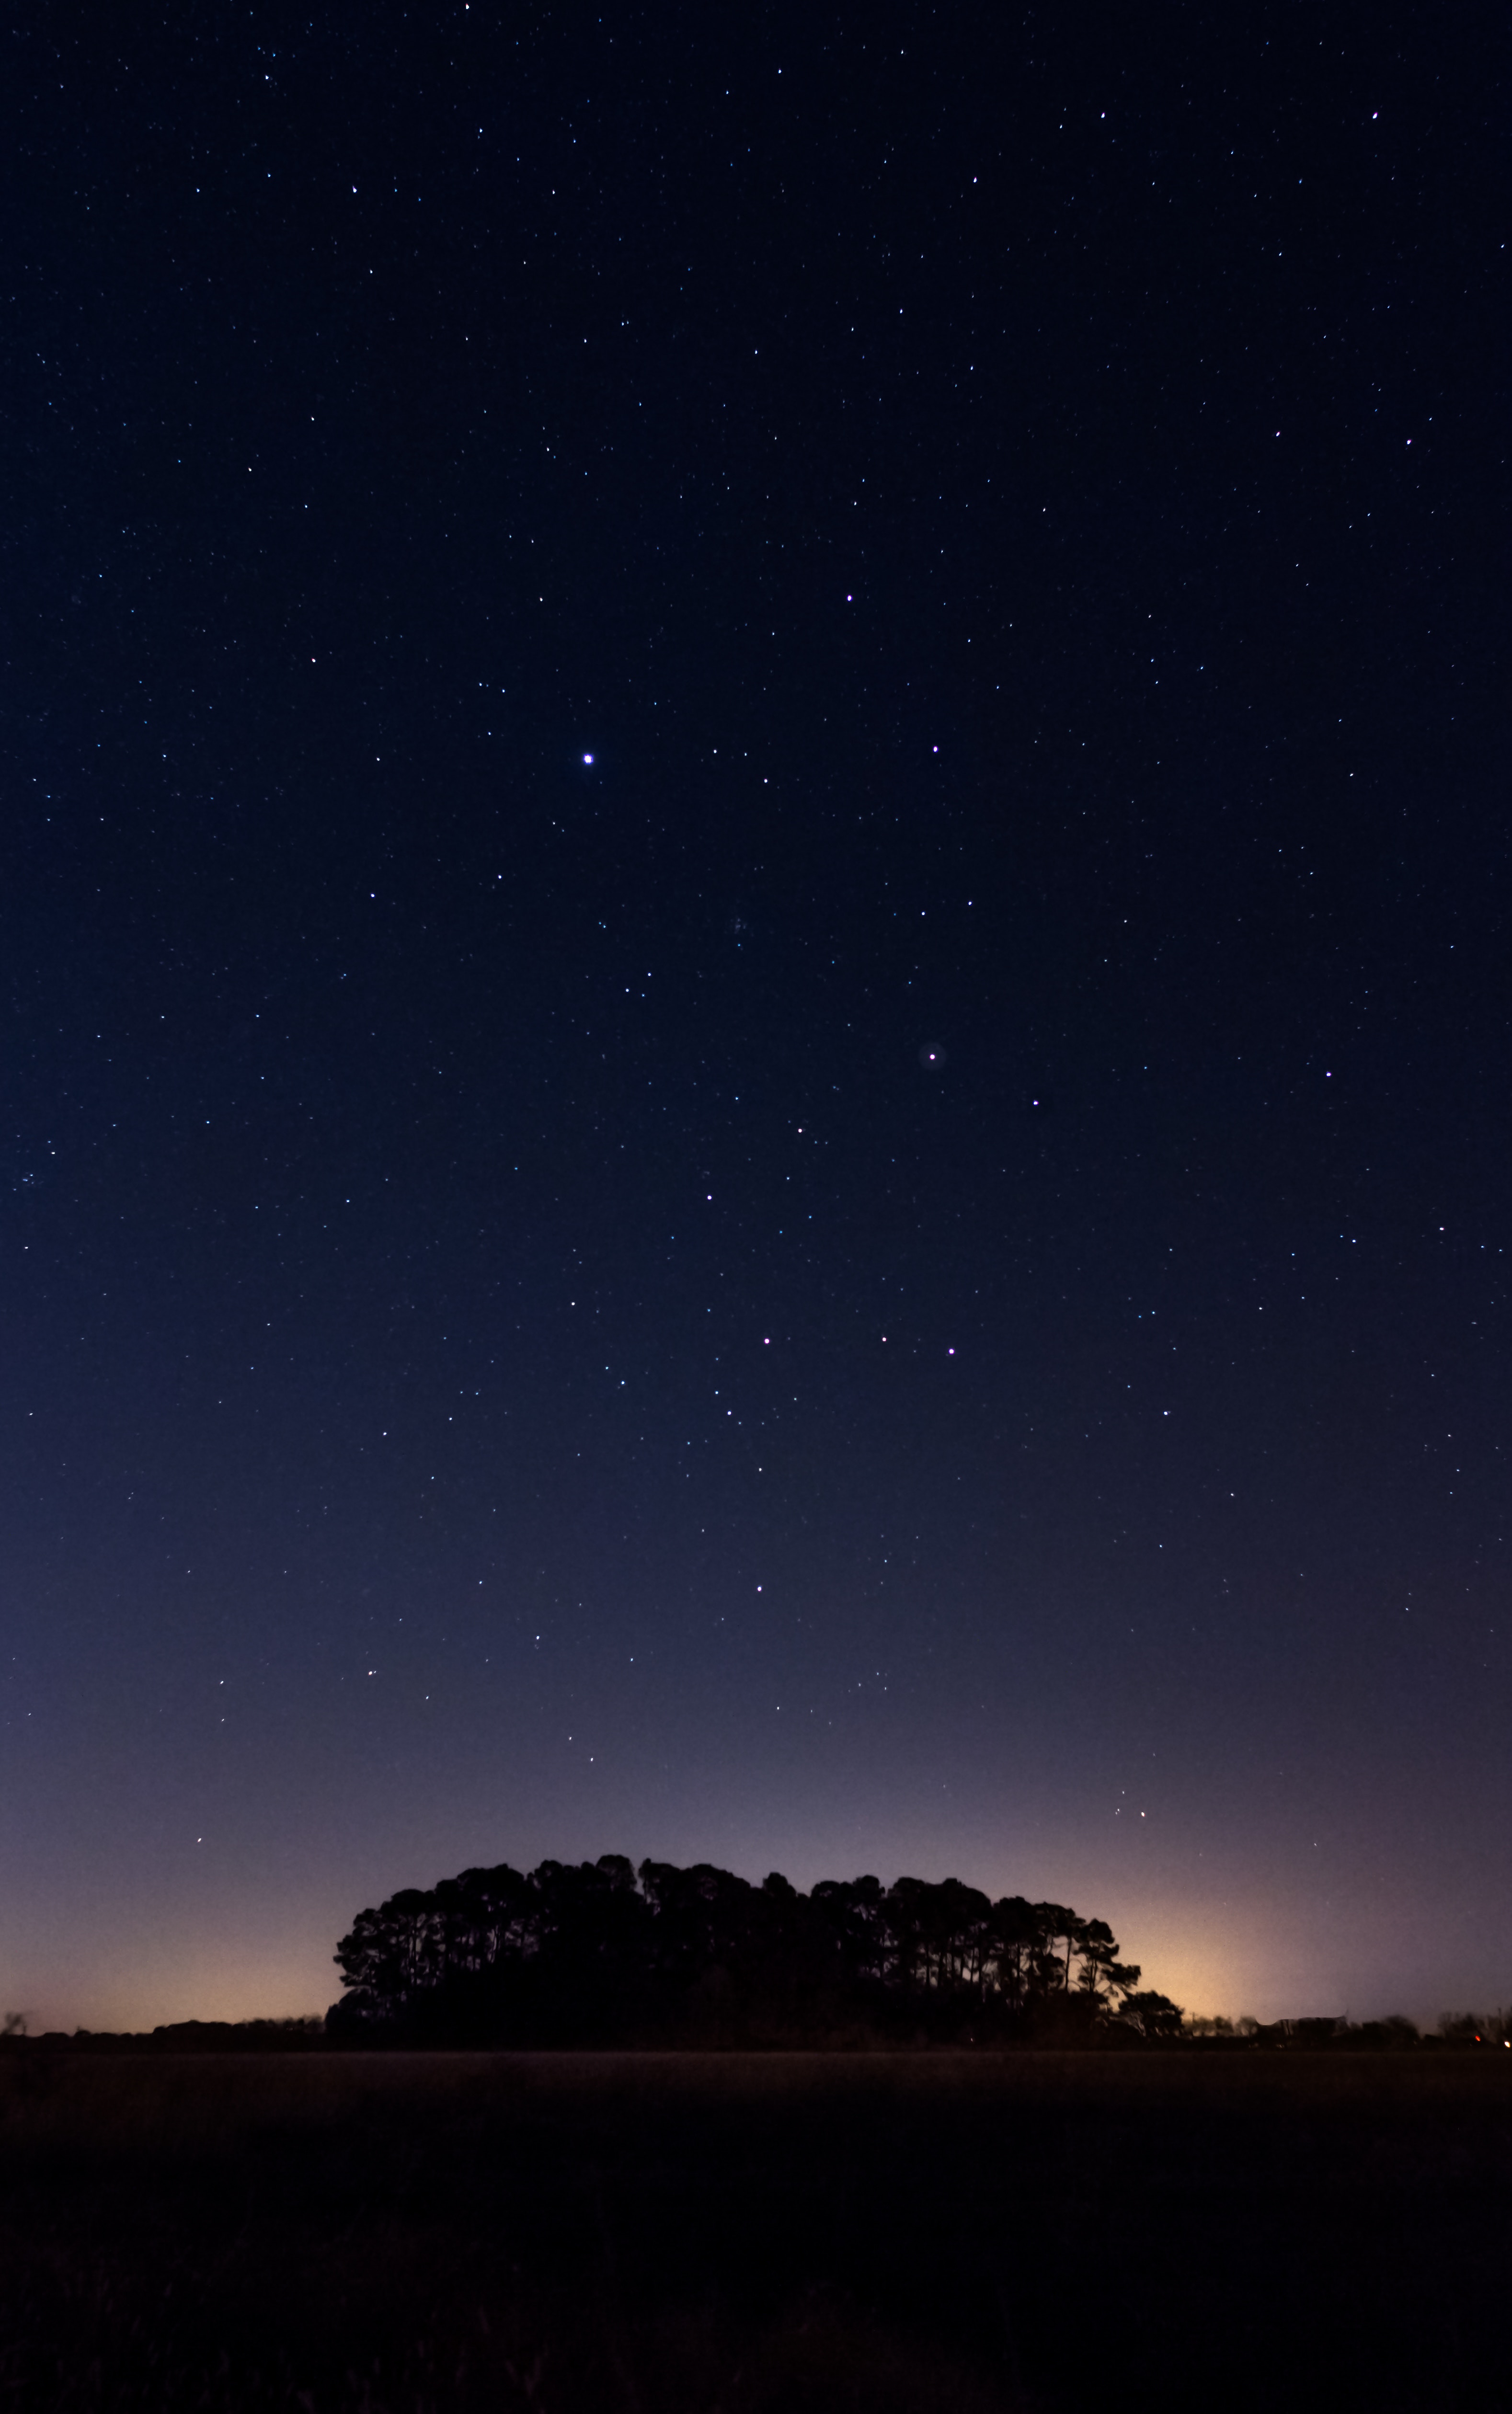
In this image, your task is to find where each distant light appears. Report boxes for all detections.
[583,752,594,765]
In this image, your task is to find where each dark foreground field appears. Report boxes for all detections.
[1,2049,1507,2413]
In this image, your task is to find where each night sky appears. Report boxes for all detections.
[4,3,1505,2034]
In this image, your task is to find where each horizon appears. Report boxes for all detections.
[6,1840,1500,2042]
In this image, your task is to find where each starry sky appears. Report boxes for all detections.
[3,3,1505,2033]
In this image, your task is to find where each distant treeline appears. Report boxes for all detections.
[1,2011,1501,2053]
[328,1854,1183,2046]
[0,2019,327,2053]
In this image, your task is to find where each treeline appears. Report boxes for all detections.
[0,2020,328,2055]
[1189,2012,1512,2050]
[329,1854,1182,2046]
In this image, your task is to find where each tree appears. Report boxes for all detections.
[1118,1991,1184,2039]
[987,1897,1042,2010]
[333,1886,443,2011]
[1032,1904,1081,1994]
[1074,1919,1129,2005]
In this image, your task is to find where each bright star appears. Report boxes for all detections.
[583,752,594,765]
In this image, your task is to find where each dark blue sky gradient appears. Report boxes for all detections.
[2,1,1505,2029]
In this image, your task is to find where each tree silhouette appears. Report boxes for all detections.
[331,1857,1158,2047]
[1117,1990,1185,2039]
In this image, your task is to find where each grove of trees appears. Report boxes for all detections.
[329,1854,1183,2045]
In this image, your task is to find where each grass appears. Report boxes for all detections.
[1,2048,1508,2411]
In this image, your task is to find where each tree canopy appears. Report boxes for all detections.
[329,1855,1172,2046]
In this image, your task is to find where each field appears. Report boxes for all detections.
[0,2047,1507,2412]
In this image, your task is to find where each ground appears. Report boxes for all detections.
[0,2048,1506,2410]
